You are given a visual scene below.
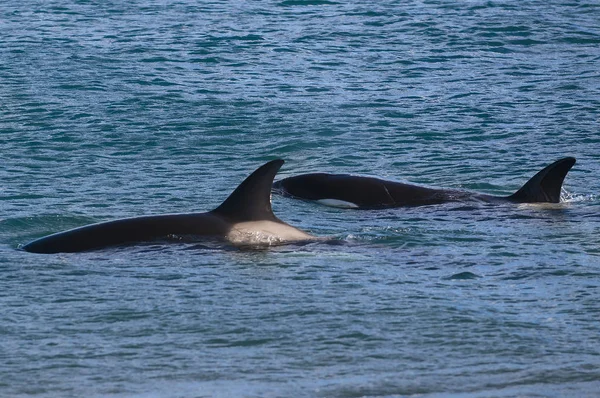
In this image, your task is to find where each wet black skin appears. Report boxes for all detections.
[273,157,576,209]
[23,159,312,254]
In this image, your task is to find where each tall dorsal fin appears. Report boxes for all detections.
[212,159,284,222]
[508,157,576,203]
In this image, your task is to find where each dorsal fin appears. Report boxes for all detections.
[508,157,576,203]
[212,159,284,222]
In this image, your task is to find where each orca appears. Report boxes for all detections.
[23,159,314,254]
[272,157,576,209]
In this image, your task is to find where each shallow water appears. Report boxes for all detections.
[1,0,600,397]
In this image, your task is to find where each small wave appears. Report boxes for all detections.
[444,271,481,280]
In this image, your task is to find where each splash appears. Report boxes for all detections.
[561,188,596,203]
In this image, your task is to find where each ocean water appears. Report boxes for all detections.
[1,0,600,397]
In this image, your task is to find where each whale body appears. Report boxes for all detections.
[23,160,314,254]
[273,157,576,209]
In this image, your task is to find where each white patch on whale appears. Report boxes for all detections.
[316,199,359,208]
[226,220,315,245]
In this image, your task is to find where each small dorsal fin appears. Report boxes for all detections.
[212,159,284,222]
[508,157,576,203]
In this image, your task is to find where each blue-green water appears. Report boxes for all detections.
[1,1,600,397]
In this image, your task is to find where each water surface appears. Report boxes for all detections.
[1,1,599,397]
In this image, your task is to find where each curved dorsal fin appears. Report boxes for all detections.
[212,159,284,222]
[508,157,576,203]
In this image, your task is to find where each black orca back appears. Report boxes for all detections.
[23,159,288,253]
[273,157,577,208]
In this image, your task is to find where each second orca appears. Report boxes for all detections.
[272,157,576,209]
